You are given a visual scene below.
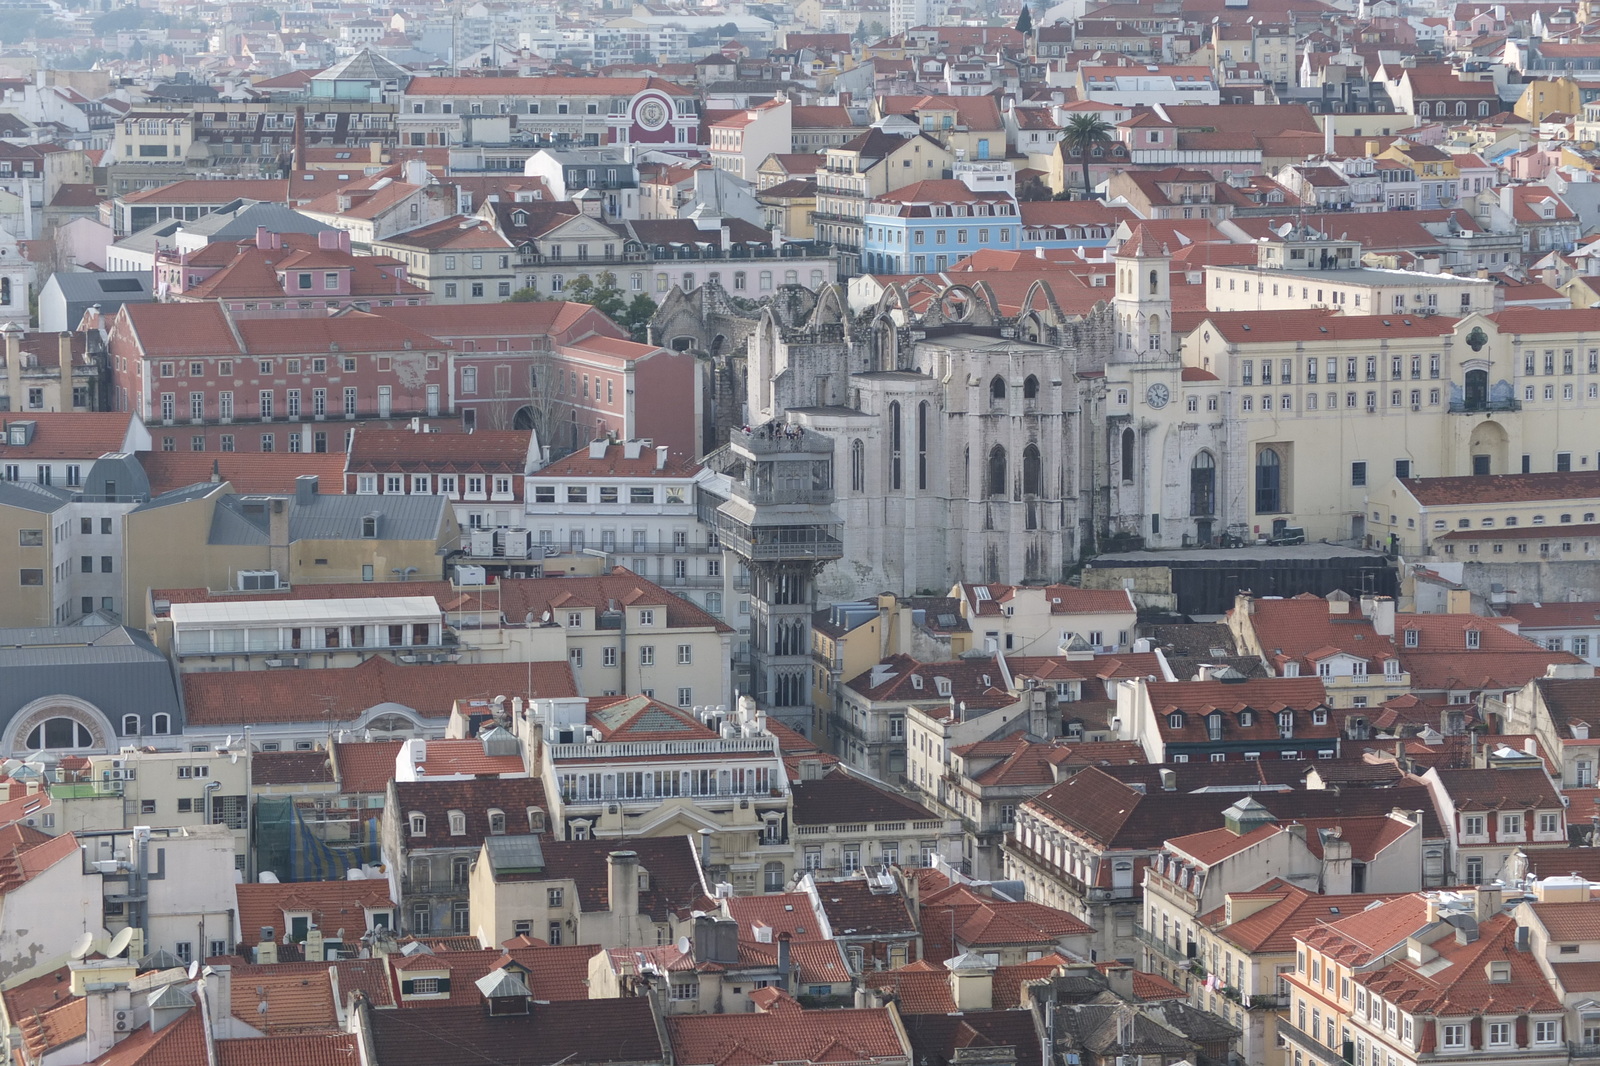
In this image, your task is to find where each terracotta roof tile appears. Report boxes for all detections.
[1402,470,1600,506]
[332,741,404,793]
[216,1033,360,1066]
[792,765,940,826]
[91,1002,207,1066]
[395,778,550,850]
[236,881,396,947]
[183,658,577,727]
[139,451,348,496]
[668,1001,908,1066]
[252,750,335,787]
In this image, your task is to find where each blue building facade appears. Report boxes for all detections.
[860,179,1020,275]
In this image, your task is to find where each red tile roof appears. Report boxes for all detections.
[215,1033,360,1066]
[346,429,533,473]
[235,880,396,947]
[1201,881,1398,952]
[1194,309,1457,345]
[332,741,404,794]
[364,301,618,343]
[395,778,550,850]
[668,999,908,1066]
[91,1002,207,1066]
[183,657,577,726]
[1402,470,1600,506]
[0,412,138,461]
[138,451,348,496]
[533,441,700,478]
[1354,912,1561,1015]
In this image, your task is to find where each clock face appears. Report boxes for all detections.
[637,99,667,130]
[1146,382,1170,409]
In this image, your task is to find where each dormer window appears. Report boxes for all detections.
[1207,713,1224,741]
[1403,628,1419,648]
[512,210,529,226]
[1312,709,1328,725]
[361,514,379,538]
[1238,710,1254,728]
[1278,711,1294,737]
[936,677,952,697]
[1168,712,1184,729]
[448,810,466,835]
[910,675,923,690]
[409,812,426,837]
[1466,629,1481,649]
[488,809,506,835]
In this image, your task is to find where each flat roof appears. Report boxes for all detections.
[1089,543,1389,565]
[1211,264,1495,285]
[170,597,443,627]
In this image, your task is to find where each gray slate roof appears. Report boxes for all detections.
[43,272,152,302]
[208,492,448,545]
[0,626,182,732]
[0,480,73,514]
[314,49,413,84]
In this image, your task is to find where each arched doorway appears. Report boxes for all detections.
[512,406,534,431]
[1469,420,1509,475]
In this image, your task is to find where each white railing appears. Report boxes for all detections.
[549,736,778,760]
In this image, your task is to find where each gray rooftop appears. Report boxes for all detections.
[314,49,413,84]
[0,480,73,514]
[1090,543,1388,564]
[0,626,182,733]
[42,272,153,302]
[207,492,449,545]
[484,834,545,875]
[182,200,337,242]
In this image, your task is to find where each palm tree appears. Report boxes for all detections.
[1063,113,1114,200]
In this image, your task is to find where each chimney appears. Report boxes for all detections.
[1324,121,1335,155]
[255,926,278,965]
[370,141,382,165]
[1371,596,1395,637]
[3,323,20,407]
[294,474,319,504]
[1367,139,1381,157]
[58,333,73,409]
[1100,961,1136,1000]
[304,927,325,963]
[408,737,427,765]
[1160,768,1177,791]
[777,931,792,989]
[268,498,290,578]
[946,953,995,1010]
[655,445,668,470]
[608,850,640,919]
[256,225,271,249]
[318,230,341,251]
[293,105,306,172]
[1473,885,1502,921]
[588,438,608,459]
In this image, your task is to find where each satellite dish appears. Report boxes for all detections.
[257,1000,270,1016]
[676,936,691,954]
[335,928,346,941]
[187,959,200,980]
[541,610,552,623]
[69,931,95,960]
[108,927,135,958]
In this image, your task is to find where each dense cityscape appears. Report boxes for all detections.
[4,0,1600,1064]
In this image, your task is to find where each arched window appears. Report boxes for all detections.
[451,856,471,885]
[987,445,1007,497]
[850,438,865,492]
[1190,451,1216,516]
[1022,443,1041,496]
[1478,101,1490,116]
[152,713,170,735]
[488,809,506,835]
[916,402,929,490]
[1121,428,1136,483]
[1149,268,1160,295]
[121,714,139,736]
[1256,447,1283,513]
[409,813,426,836]
[1023,374,1040,399]
[989,375,1006,401]
[1418,102,1430,117]
[448,810,466,835]
[26,717,92,749]
[888,402,902,490]
[0,278,9,306]
[1148,314,1161,348]
[1455,101,1467,116]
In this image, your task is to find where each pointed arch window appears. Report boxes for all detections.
[1190,451,1216,516]
[1023,374,1040,399]
[989,375,1006,401]
[888,402,902,491]
[1022,444,1041,496]
[850,439,865,492]
[987,445,1007,498]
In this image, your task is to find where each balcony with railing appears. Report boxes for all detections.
[715,517,844,563]
[1133,923,1193,966]
[1448,398,1521,414]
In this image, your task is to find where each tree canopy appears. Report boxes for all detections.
[507,271,657,342]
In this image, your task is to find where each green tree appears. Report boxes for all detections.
[619,294,658,342]
[508,271,656,342]
[1015,4,1033,34]
[1063,113,1114,200]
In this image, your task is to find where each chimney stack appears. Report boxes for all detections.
[3,323,21,408]
[58,333,73,409]
[607,850,640,920]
